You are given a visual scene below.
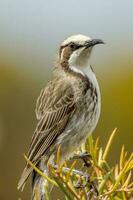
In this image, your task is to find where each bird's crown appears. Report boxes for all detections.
[62,34,92,47]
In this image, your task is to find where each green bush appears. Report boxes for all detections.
[25,128,133,200]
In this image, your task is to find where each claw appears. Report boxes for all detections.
[71,152,92,167]
[74,182,84,189]
[87,181,99,197]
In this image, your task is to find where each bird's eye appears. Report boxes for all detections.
[70,43,76,50]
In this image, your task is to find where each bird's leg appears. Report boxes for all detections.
[70,152,92,168]
[52,164,99,195]
[74,177,98,197]
[69,152,92,189]
[74,174,90,189]
[52,164,90,179]
[87,181,99,198]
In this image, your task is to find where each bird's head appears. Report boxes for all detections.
[59,34,104,68]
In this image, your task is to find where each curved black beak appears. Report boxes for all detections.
[85,39,104,48]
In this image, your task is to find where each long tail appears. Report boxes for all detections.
[18,158,50,200]
[31,162,49,200]
[17,165,33,191]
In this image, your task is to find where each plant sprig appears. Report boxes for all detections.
[24,129,133,200]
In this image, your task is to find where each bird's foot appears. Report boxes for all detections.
[70,152,92,168]
[52,164,90,179]
[74,176,98,197]
[74,181,87,189]
[87,181,99,198]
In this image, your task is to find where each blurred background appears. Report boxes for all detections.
[0,0,133,199]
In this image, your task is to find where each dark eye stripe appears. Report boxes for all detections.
[60,43,82,56]
[69,42,82,50]
[59,45,66,56]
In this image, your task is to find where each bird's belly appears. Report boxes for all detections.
[56,91,100,163]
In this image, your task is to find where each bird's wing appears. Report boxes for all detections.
[28,79,75,161]
[18,78,76,190]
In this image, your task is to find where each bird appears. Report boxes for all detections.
[17,34,104,199]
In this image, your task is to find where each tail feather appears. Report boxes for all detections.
[32,162,49,200]
[17,166,33,191]
[18,159,50,200]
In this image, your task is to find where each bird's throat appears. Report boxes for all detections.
[69,64,94,79]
